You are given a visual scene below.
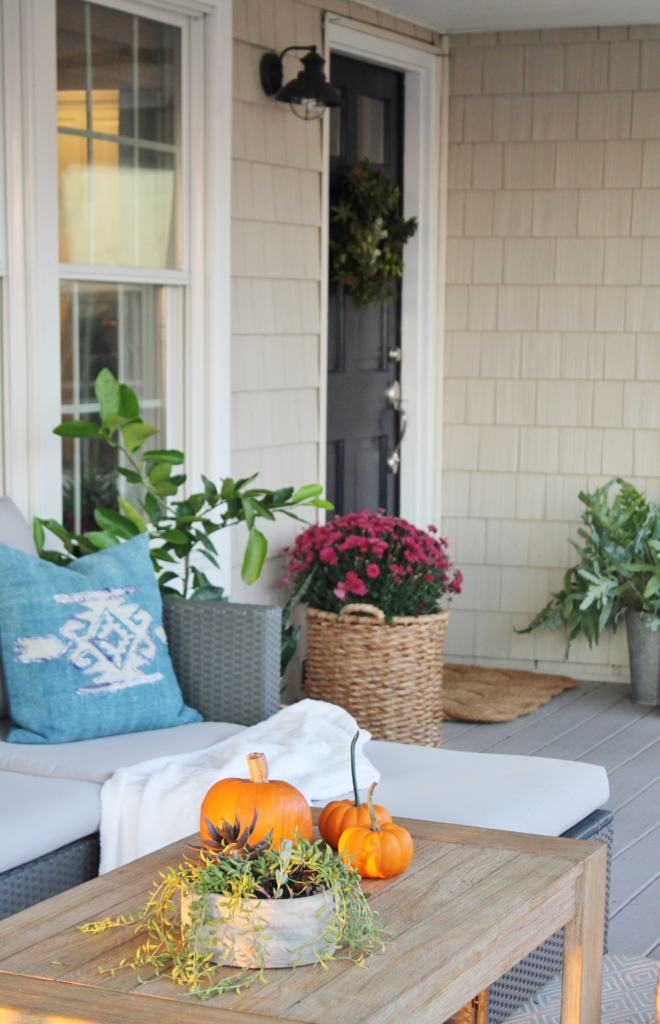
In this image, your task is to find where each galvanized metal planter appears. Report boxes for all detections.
[181,889,336,968]
[625,609,660,706]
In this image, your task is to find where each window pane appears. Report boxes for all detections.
[60,281,166,533]
[356,95,385,165]
[56,0,181,269]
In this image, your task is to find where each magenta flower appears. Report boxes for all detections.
[320,546,338,565]
[366,563,380,579]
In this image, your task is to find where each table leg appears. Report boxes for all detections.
[560,847,607,1024]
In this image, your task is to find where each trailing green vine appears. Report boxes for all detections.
[79,822,391,1000]
[330,161,418,309]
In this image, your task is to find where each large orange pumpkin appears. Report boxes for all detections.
[200,752,312,848]
[318,732,392,848]
[338,782,414,879]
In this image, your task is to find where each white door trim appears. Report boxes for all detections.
[322,15,444,529]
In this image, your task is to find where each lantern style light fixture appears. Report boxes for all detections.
[260,45,342,121]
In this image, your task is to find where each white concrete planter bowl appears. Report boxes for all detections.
[181,889,336,968]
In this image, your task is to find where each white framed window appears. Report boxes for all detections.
[0,0,232,582]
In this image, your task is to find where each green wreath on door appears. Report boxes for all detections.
[330,160,418,310]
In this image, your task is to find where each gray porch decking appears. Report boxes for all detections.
[441,680,660,959]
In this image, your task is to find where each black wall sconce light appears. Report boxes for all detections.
[260,45,341,121]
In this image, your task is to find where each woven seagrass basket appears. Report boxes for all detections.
[304,603,449,747]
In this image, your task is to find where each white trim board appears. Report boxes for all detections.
[0,0,232,590]
[322,15,444,530]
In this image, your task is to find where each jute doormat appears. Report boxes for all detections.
[443,665,578,723]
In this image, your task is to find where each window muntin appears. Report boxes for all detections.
[56,0,181,269]
[60,280,166,534]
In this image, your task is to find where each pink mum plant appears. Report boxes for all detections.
[280,510,461,619]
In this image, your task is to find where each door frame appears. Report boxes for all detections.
[321,15,444,528]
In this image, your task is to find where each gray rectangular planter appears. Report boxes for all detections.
[161,599,282,725]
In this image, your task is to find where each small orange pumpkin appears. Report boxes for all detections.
[338,781,414,879]
[318,731,392,848]
[200,752,312,849]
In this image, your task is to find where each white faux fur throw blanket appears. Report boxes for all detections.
[99,699,378,873]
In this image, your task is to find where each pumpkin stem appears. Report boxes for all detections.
[247,752,269,783]
[350,731,360,807]
[367,781,380,832]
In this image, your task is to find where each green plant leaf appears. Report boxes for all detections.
[157,571,179,585]
[291,484,323,504]
[144,449,185,465]
[104,413,134,433]
[118,383,140,420]
[95,368,121,424]
[86,531,120,549]
[41,519,76,551]
[271,487,294,505]
[234,473,259,491]
[308,498,334,509]
[116,467,142,485]
[118,498,147,534]
[32,517,45,554]
[94,508,139,539]
[202,474,218,498]
[54,420,104,439]
[241,496,257,530]
[241,527,268,585]
[151,547,175,563]
[190,583,226,601]
[153,481,178,497]
[121,421,158,453]
[144,491,161,526]
[148,462,172,485]
[161,528,189,545]
[39,550,74,567]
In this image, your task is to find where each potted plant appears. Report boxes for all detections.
[519,478,660,705]
[280,511,462,746]
[36,369,331,684]
[80,816,390,998]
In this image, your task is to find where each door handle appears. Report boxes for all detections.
[386,380,407,475]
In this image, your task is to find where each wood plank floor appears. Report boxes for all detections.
[441,681,660,958]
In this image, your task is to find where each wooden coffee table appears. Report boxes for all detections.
[0,815,606,1024]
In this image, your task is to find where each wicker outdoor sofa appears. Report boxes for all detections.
[0,500,613,1024]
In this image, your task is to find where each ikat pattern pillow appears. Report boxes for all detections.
[0,535,201,743]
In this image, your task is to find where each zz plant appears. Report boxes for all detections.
[520,478,660,651]
[38,368,331,599]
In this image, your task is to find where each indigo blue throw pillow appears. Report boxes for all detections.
[0,535,201,743]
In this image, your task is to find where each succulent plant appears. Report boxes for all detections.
[198,810,274,861]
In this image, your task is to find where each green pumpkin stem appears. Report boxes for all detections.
[350,730,361,807]
[367,781,380,832]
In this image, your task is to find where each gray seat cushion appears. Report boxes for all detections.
[0,719,245,783]
[0,497,37,719]
[0,769,100,872]
[364,740,610,838]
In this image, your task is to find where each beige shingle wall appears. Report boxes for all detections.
[444,25,660,681]
[230,0,440,602]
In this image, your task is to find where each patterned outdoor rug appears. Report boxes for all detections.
[504,954,660,1023]
[443,665,578,723]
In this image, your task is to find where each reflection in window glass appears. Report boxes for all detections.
[56,0,181,269]
[356,95,385,165]
[60,282,166,533]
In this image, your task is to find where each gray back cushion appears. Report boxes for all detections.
[0,497,37,717]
